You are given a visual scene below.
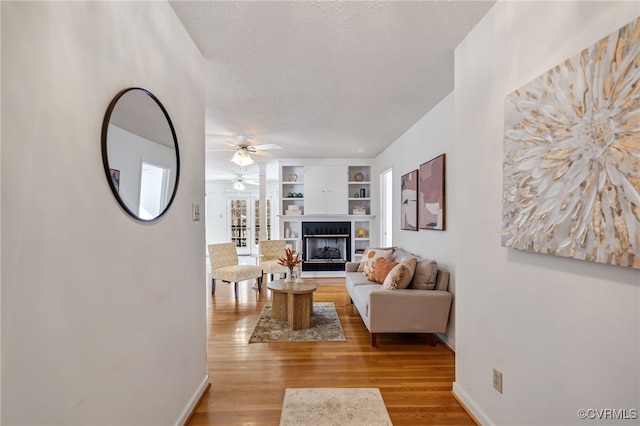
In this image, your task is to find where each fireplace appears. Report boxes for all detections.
[302,222,351,271]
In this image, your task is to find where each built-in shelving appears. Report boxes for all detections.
[279,162,374,266]
[348,165,371,216]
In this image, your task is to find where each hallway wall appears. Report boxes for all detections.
[374,92,457,348]
[454,2,640,424]
[1,2,206,424]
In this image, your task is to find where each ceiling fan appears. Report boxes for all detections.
[208,135,281,166]
[225,175,259,191]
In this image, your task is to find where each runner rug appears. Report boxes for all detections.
[249,302,346,343]
[279,388,393,425]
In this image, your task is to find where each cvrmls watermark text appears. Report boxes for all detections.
[577,408,638,420]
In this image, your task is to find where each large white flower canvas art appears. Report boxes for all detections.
[503,17,640,269]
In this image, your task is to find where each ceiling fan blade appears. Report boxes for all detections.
[252,150,276,158]
[252,143,281,151]
[221,139,240,147]
[206,147,235,152]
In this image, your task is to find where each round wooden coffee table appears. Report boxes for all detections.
[267,280,318,330]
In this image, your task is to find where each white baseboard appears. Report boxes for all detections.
[175,375,210,426]
[452,382,493,426]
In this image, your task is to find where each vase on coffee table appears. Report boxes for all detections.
[286,267,295,283]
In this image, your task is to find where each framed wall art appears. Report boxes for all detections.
[401,169,418,231]
[109,169,120,193]
[419,154,445,230]
[502,16,640,269]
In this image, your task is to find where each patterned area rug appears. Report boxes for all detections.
[249,302,346,343]
[280,388,393,425]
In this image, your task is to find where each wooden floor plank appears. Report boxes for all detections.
[187,277,474,426]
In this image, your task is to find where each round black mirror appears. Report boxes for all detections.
[102,88,180,221]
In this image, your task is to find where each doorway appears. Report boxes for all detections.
[380,168,393,247]
[139,162,170,219]
[227,193,273,255]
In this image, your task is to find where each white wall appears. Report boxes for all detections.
[0,2,3,418]
[374,92,457,348]
[1,2,207,425]
[454,2,640,425]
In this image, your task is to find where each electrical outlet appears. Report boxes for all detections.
[493,368,503,394]
[192,204,200,221]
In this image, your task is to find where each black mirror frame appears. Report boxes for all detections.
[101,87,180,222]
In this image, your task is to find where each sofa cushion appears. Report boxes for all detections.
[383,257,417,290]
[410,259,439,290]
[345,271,375,296]
[352,283,384,319]
[359,247,394,275]
[368,258,398,283]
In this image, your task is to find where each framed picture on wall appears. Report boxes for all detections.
[419,154,445,230]
[109,169,120,193]
[401,169,418,231]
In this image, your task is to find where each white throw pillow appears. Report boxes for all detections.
[360,248,394,276]
[383,257,417,290]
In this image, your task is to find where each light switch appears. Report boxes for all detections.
[192,204,200,221]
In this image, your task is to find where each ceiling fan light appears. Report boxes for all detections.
[232,180,245,191]
[230,149,254,166]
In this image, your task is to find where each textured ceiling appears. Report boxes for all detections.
[169,1,495,181]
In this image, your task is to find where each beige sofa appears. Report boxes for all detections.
[345,248,453,346]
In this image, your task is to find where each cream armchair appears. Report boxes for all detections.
[208,243,263,299]
[258,240,290,281]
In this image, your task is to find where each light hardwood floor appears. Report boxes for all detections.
[188,277,474,425]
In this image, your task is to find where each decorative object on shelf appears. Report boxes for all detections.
[285,227,291,238]
[354,193,360,198]
[401,170,418,231]
[419,154,445,231]
[277,247,303,283]
[352,205,367,215]
[503,16,640,269]
[287,192,293,197]
[288,173,298,182]
[357,229,367,238]
[297,192,303,198]
[360,188,366,198]
[354,172,364,182]
[286,205,302,215]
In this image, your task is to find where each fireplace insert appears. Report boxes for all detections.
[301,222,351,271]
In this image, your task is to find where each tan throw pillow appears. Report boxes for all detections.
[368,258,398,284]
[383,257,417,290]
[391,249,416,264]
[361,247,394,276]
[410,259,438,290]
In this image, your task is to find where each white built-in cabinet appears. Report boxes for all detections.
[279,161,374,264]
[304,165,348,215]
